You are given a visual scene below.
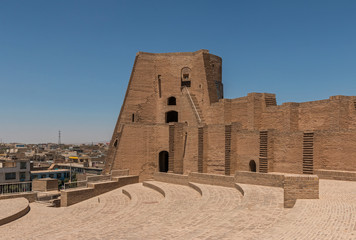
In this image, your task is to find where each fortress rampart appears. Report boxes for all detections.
[104,50,356,181]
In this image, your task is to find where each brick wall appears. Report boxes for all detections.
[188,172,235,187]
[60,175,139,207]
[234,171,319,208]
[235,130,260,172]
[182,125,199,174]
[112,124,168,181]
[0,192,37,202]
[283,174,319,208]
[206,125,225,174]
[32,178,58,192]
[315,169,356,181]
[314,130,356,171]
[235,171,284,187]
[272,131,303,174]
[153,172,189,185]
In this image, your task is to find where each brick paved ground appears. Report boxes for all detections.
[0,180,355,239]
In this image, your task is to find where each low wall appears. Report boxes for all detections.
[154,171,319,208]
[142,181,166,197]
[86,175,111,182]
[315,169,356,181]
[235,171,284,187]
[0,198,30,226]
[284,174,319,208]
[235,171,319,208]
[154,172,236,188]
[0,192,37,202]
[188,173,236,187]
[60,175,139,207]
[111,169,130,177]
[153,172,189,185]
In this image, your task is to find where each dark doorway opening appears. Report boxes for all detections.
[166,111,178,123]
[159,151,169,172]
[249,160,257,172]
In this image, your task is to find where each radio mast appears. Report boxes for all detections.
[58,130,61,145]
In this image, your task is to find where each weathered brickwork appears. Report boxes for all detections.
[283,175,319,208]
[105,50,356,182]
[32,178,58,192]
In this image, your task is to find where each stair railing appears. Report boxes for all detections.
[182,86,201,123]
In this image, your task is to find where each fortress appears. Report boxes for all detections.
[104,49,356,180]
[105,50,356,180]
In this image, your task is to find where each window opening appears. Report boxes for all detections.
[181,67,191,87]
[166,111,178,123]
[167,97,176,105]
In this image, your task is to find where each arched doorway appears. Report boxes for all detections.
[249,160,256,172]
[159,151,169,172]
[166,111,178,123]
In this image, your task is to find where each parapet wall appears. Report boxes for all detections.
[283,174,319,208]
[154,171,319,208]
[235,171,319,208]
[235,171,284,187]
[154,172,235,188]
[60,175,139,207]
[188,172,236,187]
[315,169,356,181]
[0,192,37,203]
[154,172,189,185]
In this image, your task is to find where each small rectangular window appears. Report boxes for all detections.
[158,75,162,98]
[5,172,17,180]
[20,172,26,181]
[132,114,135,122]
[181,81,191,87]
[20,162,27,169]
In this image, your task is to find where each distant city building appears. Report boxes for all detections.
[0,160,30,183]
[31,169,70,181]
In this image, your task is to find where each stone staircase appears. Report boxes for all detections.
[183,87,205,124]
[190,94,205,124]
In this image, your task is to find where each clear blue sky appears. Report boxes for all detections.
[1,0,356,143]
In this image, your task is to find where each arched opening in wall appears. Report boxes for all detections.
[113,139,118,148]
[166,111,178,123]
[181,67,191,87]
[167,97,176,105]
[159,151,169,172]
[249,160,256,172]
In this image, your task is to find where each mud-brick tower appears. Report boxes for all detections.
[104,50,223,180]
